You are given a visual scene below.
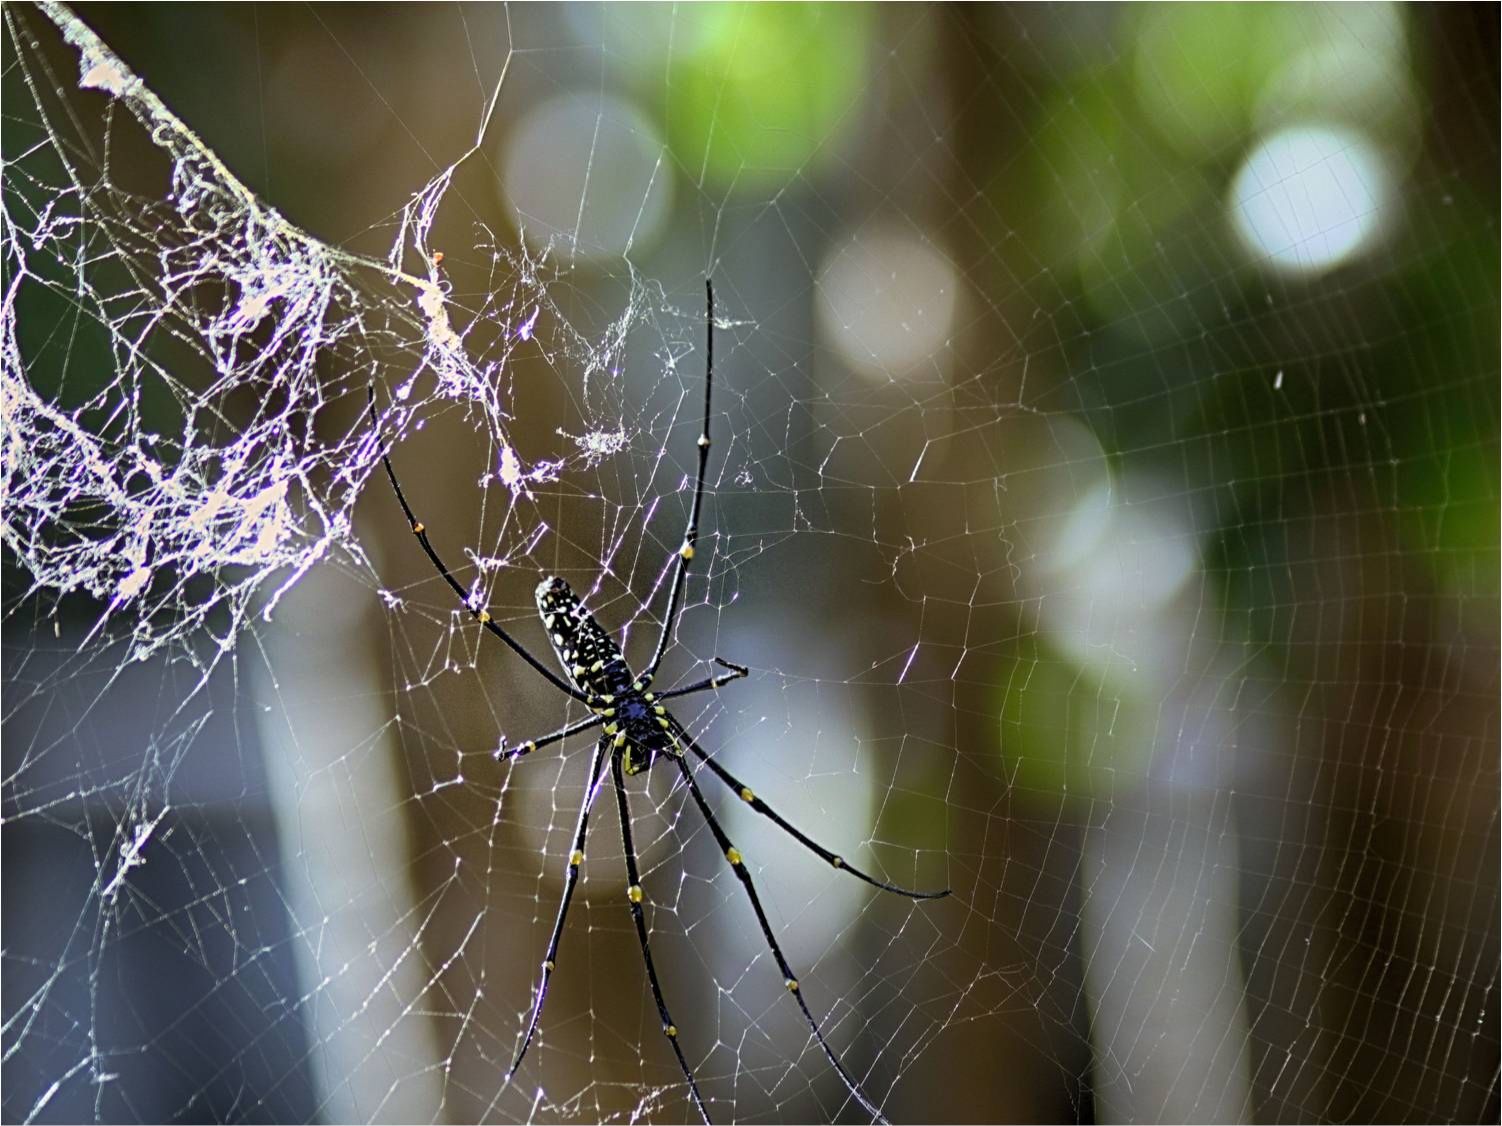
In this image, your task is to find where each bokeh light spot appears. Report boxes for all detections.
[816,226,958,383]
[1228,125,1392,276]
[500,94,672,261]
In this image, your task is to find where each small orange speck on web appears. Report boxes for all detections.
[432,251,444,266]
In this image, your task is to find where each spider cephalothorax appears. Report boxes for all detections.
[369,281,948,1125]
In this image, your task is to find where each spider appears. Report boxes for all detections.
[367,280,948,1124]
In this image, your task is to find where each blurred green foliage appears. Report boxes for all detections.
[660,3,871,186]
[998,3,1496,793]
[998,644,1157,801]
[1132,4,1408,157]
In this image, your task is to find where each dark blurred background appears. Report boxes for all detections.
[3,4,1497,1124]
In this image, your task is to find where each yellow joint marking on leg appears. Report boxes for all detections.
[601,695,615,705]
[477,610,491,622]
[601,708,615,718]
[643,691,656,702]
[653,705,666,715]
[604,722,619,735]
[785,978,800,993]
[572,665,586,678]
[542,959,555,971]
[832,855,844,868]
[697,434,711,448]
[520,741,537,756]
[664,1024,678,1038]
[656,716,671,729]
[726,847,742,866]
[411,521,424,534]
[627,884,644,904]
[740,787,755,803]
[679,543,695,560]
[590,659,604,673]
[614,730,627,748]
[569,850,584,867]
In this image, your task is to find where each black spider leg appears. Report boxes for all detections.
[506,735,612,1080]
[654,658,750,703]
[641,279,716,686]
[366,388,595,704]
[668,718,950,901]
[670,753,890,1125]
[496,714,603,762]
[612,752,711,1124]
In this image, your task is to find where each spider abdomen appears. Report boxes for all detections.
[534,576,631,692]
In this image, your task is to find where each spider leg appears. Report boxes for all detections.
[497,714,604,762]
[366,387,595,705]
[654,658,750,703]
[612,751,712,1124]
[670,754,890,1125]
[506,735,612,1080]
[641,279,716,685]
[668,718,949,901]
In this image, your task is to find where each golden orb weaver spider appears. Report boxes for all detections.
[367,280,949,1124]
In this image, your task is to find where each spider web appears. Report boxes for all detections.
[3,4,1498,1124]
